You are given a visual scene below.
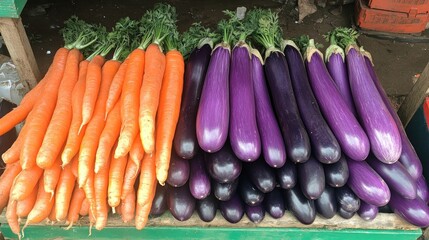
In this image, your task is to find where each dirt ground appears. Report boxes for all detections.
[11,0,429,97]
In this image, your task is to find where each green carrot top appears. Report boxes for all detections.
[179,22,218,59]
[61,16,98,51]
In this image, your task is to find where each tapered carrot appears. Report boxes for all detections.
[121,155,141,200]
[108,154,128,209]
[55,162,76,221]
[136,153,156,208]
[1,122,28,164]
[20,48,69,170]
[155,49,185,184]
[95,100,122,173]
[6,198,20,237]
[80,198,90,216]
[37,49,83,169]
[83,172,95,224]
[0,162,21,212]
[135,178,157,230]
[43,156,62,198]
[47,200,57,223]
[66,185,86,229]
[11,165,43,201]
[139,44,166,154]
[130,133,145,168]
[25,178,55,226]
[71,155,79,178]
[105,60,128,118]
[62,60,89,166]
[16,183,38,218]
[121,189,136,223]
[94,148,111,230]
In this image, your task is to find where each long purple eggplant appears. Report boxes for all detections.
[315,186,337,219]
[251,49,286,168]
[357,201,378,221]
[389,191,429,227]
[284,185,316,224]
[205,142,242,183]
[168,184,196,221]
[189,152,211,199]
[166,152,190,188]
[150,184,168,217]
[304,41,369,161]
[219,192,244,223]
[276,161,297,189]
[264,187,285,219]
[174,44,212,159]
[283,41,341,164]
[346,45,401,163]
[229,42,261,161]
[363,52,423,179]
[245,204,265,223]
[245,158,276,193]
[324,154,349,188]
[298,156,325,200]
[196,193,218,222]
[196,44,230,153]
[347,158,390,206]
[264,50,310,163]
[416,176,429,203]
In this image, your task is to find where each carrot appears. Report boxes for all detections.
[155,49,184,184]
[25,178,55,226]
[79,198,90,216]
[1,122,28,164]
[135,179,157,230]
[130,131,145,168]
[83,171,95,227]
[95,100,122,173]
[43,156,62,198]
[94,148,111,230]
[80,55,105,131]
[55,163,76,221]
[16,181,38,218]
[121,155,141,200]
[37,49,83,169]
[66,185,86,229]
[116,49,145,158]
[121,189,136,223]
[6,198,20,237]
[136,153,157,215]
[139,43,166,154]
[20,48,69,170]
[11,165,43,201]
[0,162,21,212]
[71,155,79,178]
[105,59,128,118]
[47,199,57,223]
[62,60,89,167]
[108,154,128,209]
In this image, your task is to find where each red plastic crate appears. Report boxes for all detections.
[356,0,429,33]
[367,0,429,14]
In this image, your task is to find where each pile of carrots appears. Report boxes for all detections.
[0,4,184,237]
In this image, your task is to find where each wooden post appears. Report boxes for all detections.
[0,17,40,88]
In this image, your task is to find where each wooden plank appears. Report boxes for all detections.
[0,17,40,88]
[0,0,27,18]
[398,61,429,127]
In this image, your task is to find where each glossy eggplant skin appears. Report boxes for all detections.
[336,186,361,213]
[245,159,276,193]
[150,184,168,217]
[174,44,212,159]
[416,176,429,203]
[298,156,325,200]
[205,143,242,183]
[219,192,245,223]
[213,179,239,201]
[166,152,190,188]
[168,184,196,221]
[358,201,378,221]
[264,51,310,163]
[338,207,355,219]
[196,193,218,222]
[285,186,316,225]
[239,173,265,206]
[389,191,429,227]
[189,152,211,200]
[276,161,297,189]
[245,204,265,223]
[264,187,285,219]
[315,186,337,219]
[324,155,349,188]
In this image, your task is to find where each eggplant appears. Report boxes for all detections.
[264,187,285,219]
[304,41,369,161]
[364,53,423,179]
[346,46,401,163]
[416,176,429,203]
[358,201,378,221]
[285,186,316,224]
[276,161,297,189]
[298,156,325,199]
[189,152,211,199]
[389,191,429,227]
[196,45,230,152]
[150,184,168,217]
[219,192,244,223]
[174,44,212,159]
[315,186,337,219]
[264,50,310,163]
[166,152,190,187]
[251,49,286,168]
[245,204,265,223]
[336,186,360,212]
[245,159,276,193]
[324,154,349,188]
[367,155,416,199]
[168,184,196,221]
[239,173,264,206]
[338,207,355,219]
[213,179,239,201]
[347,159,390,206]
[283,41,341,164]
[205,143,242,183]
[196,193,218,222]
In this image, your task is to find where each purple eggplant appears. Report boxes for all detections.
[315,186,337,219]
[347,159,390,206]
[150,184,168,217]
[358,201,378,221]
[166,152,190,188]
[324,154,349,188]
[205,143,242,183]
[298,156,325,200]
[304,41,369,161]
[264,187,285,219]
[389,191,429,227]
[264,50,310,163]
[168,184,196,221]
[251,49,286,168]
[174,44,212,159]
[189,152,211,199]
[346,45,401,164]
[245,204,265,223]
[213,179,239,201]
[276,161,297,189]
[245,158,276,193]
[219,192,244,223]
[336,186,360,212]
[284,41,341,164]
[196,193,218,222]
[285,186,316,224]
[367,155,416,199]
[239,173,265,206]
[338,207,355,219]
[196,45,230,153]
[416,176,429,203]
[364,53,422,179]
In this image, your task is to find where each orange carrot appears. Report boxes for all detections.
[79,198,90,216]
[1,111,33,164]
[16,182,38,218]
[37,49,83,169]
[83,171,95,232]
[25,178,55,226]
[136,153,156,209]
[11,165,43,201]
[155,50,184,184]
[139,44,166,154]
[55,163,76,221]
[135,179,157,230]
[94,148,111,230]
[6,198,20,237]
[66,185,86,229]
[43,156,62,198]
[20,48,69,170]
[71,155,79,178]
[108,154,128,209]
[116,49,145,158]
[62,60,89,166]
[121,189,136,223]
[0,162,21,212]
[129,134,145,169]
[47,199,57,223]
[121,155,141,200]
[80,55,106,131]
[105,59,128,118]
